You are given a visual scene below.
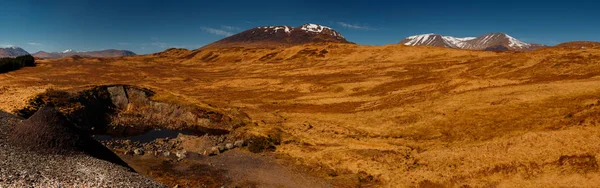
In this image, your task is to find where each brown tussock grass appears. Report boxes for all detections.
[2,43,600,187]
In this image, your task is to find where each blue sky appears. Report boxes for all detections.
[0,0,599,54]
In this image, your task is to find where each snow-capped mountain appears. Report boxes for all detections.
[0,46,30,58]
[33,49,136,59]
[203,23,351,48]
[62,49,75,53]
[400,33,545,51]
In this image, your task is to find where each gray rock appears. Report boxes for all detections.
[134,148,145,155]
[107,86,129,109]
[217,144,226,152]
[126,88,150,105]
[175,150,186,159]
[209,147,220,156]
[234,140,245,147]
[225,143,234,150]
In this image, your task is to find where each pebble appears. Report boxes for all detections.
[175,150,186,159]
[124,150,134,155]
[217,144,226,152]
[225,143,234,150]
[209,147,220,156]
[134,148,145,155]
[234,140,245,148]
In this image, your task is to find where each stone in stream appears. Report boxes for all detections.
[209,147,220,156]
[134,148,145,155]
[217,144,226,152]
[225,143,234,150]
[234,140,245,148]
[175,150,187,160]
[124,150,134,155]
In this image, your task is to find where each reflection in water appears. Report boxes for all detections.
[93,129,193,143]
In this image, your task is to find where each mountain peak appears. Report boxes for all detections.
[300,23,330,33]
[62,49,75,53]
[406,33,437,38]
[0,46,30,57]
[298,23,344,38]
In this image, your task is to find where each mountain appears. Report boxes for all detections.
[0,47,30,58]
[33,49,136,59]
[400,33,545,51]
[203,23,352,48]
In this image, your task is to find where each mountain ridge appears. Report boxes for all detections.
[0,47,30,58]
[400,33,546,51]
[33,49,136,59]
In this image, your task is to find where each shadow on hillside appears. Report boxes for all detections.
[6,106,135,171]
[0,110,18,138]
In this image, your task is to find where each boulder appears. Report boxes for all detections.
[107,86,129,109]
[134,148,145,155]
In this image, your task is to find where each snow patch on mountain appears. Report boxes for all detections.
[301,23,331,33]
[442,36,476,48]
[404,33,435,45]
[256,23,345,39]
[258,26,293,34]
[505,34,529,48]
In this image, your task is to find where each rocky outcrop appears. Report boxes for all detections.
[105,85,239,136]
[16,85,247,137]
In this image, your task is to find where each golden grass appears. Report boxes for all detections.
[2,43,600,187]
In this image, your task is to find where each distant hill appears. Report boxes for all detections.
[33,49,136,59]
[554,41,600,49]
[0,47,30,58]
[203,23,352,48]
[400,33,546,51]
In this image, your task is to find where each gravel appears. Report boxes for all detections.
[0,110,166,187]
